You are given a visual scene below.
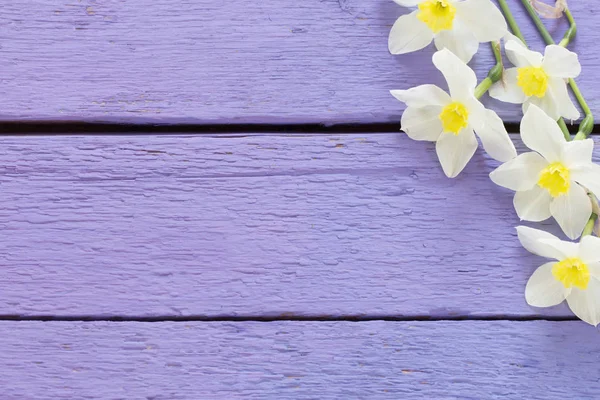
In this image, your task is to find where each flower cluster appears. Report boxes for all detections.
[389,0,600,325]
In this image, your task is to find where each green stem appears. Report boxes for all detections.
[474,78,493,99]
[497,0,527,45]
[565,7,576,25]
[473,0,524,100]
[557,118,571,141]
[583,194,599,237]
[519,0,554,45]
[474,42,503,99]
[570,79,592,116]
[582,213,598,237]
[520,1,593,139]
[571,78,594,139]
[558,8,577,47]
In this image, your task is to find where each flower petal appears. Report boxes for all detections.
[505,39,543,67]
[571,161,600,200]
[550,183,593,240]
[390,85,451,108]
[392,0,422,6]
[589,262,600,280]
[566,279,600,326]
[401,106,444,141]
[389,11,434,55]
[542,45,581,78]
[503,32,525,47]
[548,77,580,121]
[435,129,478,178]
[473,109,516,162]
[432,48,477,101]
[538,238,580,259]
[562,139,594,169]
[525,262,569,307]
[454,0,507,42]
[488,68,527,104]
[490,152,547,191]
[464,97,486,131]
[516,225,572,259]
[579,236,600,264]
[524,89,560,121]
[520,104,565,162]
[514,186,552,222]
[433,23,479,63]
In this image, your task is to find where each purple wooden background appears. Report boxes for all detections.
[2,321,600,399]
[1,0,599,398]
[0,0,594,124]
[1,134,594,318]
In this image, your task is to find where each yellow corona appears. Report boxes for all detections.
[417,0,456,33]
[552,258,590,290]
[439,102,469,135]
[537,162,570,197]
[517,66,549,98]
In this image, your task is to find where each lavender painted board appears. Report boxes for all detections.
[0,0,595,124]
[1,133,597,318]
[1,321,599,399]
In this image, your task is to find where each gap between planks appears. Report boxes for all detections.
[0,121,597,136]
[0,315,579,323]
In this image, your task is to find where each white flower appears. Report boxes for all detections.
[388,0,507,63]
[490,104,600,239]
[391,48,517,177]
[489,39,581,120]
[518,226,600,326]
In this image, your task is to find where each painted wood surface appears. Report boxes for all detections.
[2,133,597,318]
[1,320,598,399]
[0,0,594,124]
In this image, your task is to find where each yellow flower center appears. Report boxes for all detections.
[439,102,469,135]
[552,258,590,290]
[417,0,456,33]
[537,162,571,197]
[517,66,549,98]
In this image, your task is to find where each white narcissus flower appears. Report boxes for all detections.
[518,226,600,326]
[490,104,600,239]
[388,0,507,62]
[391,48,517,178]
[489,39,581,120]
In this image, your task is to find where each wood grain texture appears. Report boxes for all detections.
[1,133,597,318]
[0,0,595,124]
[1,320,599,399]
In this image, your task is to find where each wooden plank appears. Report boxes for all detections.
[1,133,596,318]
[0,0,595,124]
[1,320,599,399]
